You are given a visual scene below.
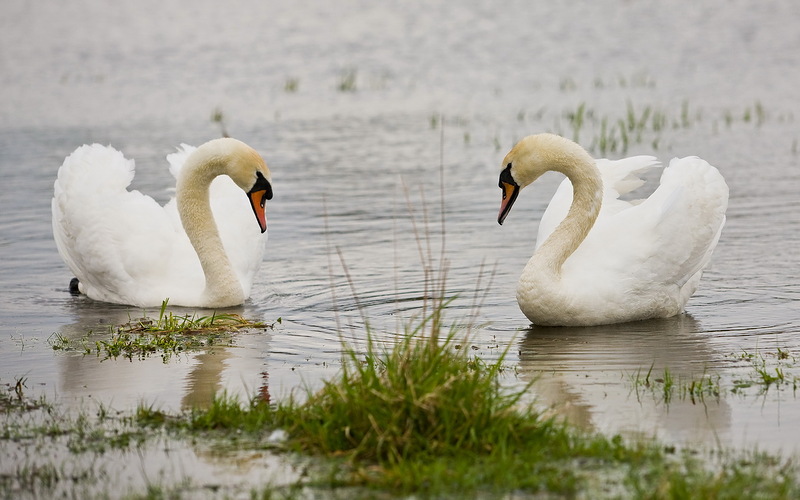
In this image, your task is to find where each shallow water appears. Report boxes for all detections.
[2,0,800,492]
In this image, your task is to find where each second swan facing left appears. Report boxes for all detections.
[52,138,273,308]
[497,133,729,327]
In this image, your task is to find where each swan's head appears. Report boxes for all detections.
[229,143,273,234]
[196,138,273,233]
[497,134,585,224]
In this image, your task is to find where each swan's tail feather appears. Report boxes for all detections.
[56,144,135,194]
[52,144,137,283]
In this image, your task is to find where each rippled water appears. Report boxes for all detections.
[2,0,800,487]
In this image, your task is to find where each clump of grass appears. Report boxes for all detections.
[277,313,525,462]
[48,300,277,362]
[126,299,274,335]
[567,101,587,143]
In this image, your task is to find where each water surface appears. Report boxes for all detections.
[1,0,800,493]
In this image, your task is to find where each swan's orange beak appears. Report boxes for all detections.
[498,181,519,225]
[248,190,269,233]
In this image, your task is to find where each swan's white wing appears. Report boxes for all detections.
[562,156,728,304]
[52,144,187,306]
[643,157,728,288]
[537,156,660,249]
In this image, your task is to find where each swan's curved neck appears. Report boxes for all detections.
[534,155,603,275]
[176,155,244,307]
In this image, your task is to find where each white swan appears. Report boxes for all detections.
[497,134,728,327]
[52,138,273,308]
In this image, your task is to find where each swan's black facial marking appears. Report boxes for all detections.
[247,171,272,233]
[499,163,516,189]
[497,163,520,225]
[250,171,273,202]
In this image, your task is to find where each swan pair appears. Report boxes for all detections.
[52,134,728,327]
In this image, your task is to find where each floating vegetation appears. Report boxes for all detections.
[48,300,277,362]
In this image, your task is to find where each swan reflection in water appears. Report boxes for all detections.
[54,302,269,412]
[518,314,732,447]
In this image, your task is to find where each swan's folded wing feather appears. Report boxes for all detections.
[648,157,729,287]
[537,156,660,249]
[565,156,728,294]
[52,144,176,305]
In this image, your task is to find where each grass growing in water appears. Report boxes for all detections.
[49,299,277,362]
[337,67,358,92]
[628,348,799,407]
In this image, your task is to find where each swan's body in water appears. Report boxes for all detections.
[497,134,728,327]
[52,138,273,308]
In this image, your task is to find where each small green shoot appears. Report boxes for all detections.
[337,67,358,92]
[210,107,229,137]
[284,77,299,92]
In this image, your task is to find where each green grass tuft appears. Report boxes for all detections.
[48,300,277,362]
